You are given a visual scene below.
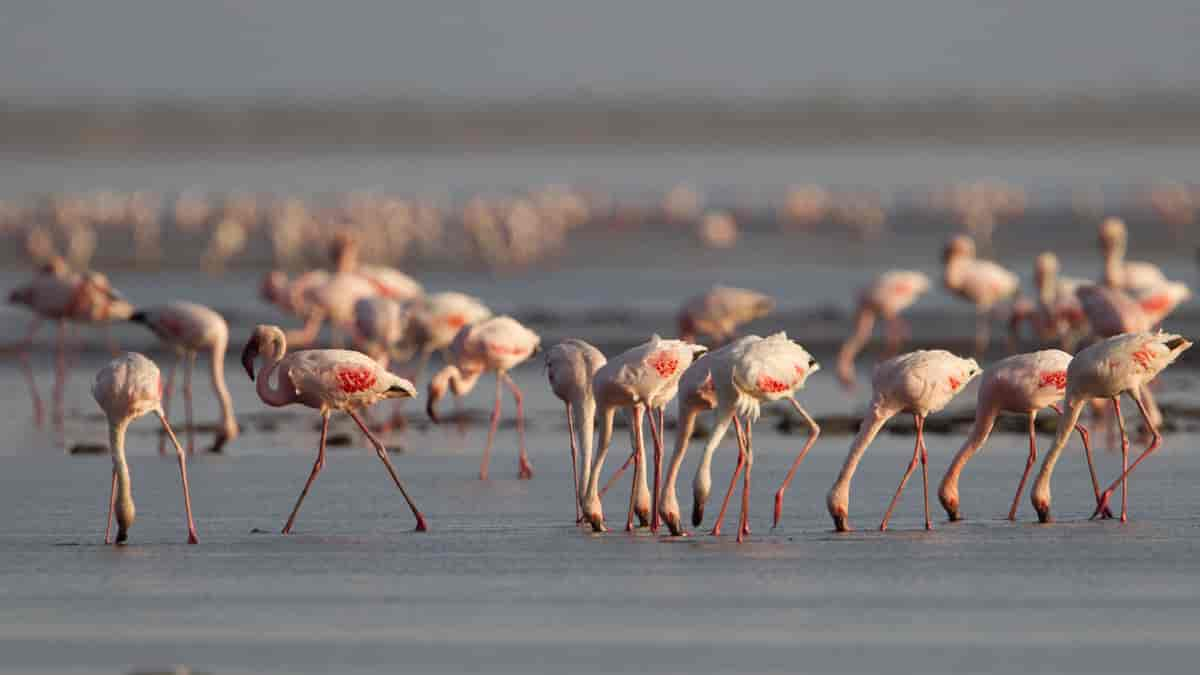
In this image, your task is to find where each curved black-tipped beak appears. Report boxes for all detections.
[129,311,148,324]
[1035,507,1052,524]
[691,498,705,527]
[426,392,441,424]
[831,513,850,532]
[241,338,259,381]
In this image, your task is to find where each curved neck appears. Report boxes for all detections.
[449,366,484,397]
[692,407,735,509]
[663,406,699,504]
[585,407,616,500]
[938,407,999,501]
[944,257,967,290]
[209,341,237,435]
[256,341,295,407]
[109,417,135,535]
[575,396,597,497]
[1031,398,1086,507]
[828,404,895,506]
[1036,268,1057,307]
[836,304,876,377]
[1103,244,1125,289]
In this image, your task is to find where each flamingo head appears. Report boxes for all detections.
[942,234,976,264]
[241,324,286,381]
[425,366,455,423]
[1099,217,1127,250]
[260,270,288,306]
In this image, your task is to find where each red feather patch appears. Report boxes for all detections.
[947,376,962,390]
[647,350,680,378]
[757,374,789,393]
[336,367,377,393]
[1132,347,1154,371]
[1039,370,1067,390]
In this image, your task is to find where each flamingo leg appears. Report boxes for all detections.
[183,351,197,455]
[1092,390,1162,522]
[600,451,635,497]
[156,410,199,544]
[501,372,532,479]
[565,403,583,523]
[1051,403,1110,518]
[348,409,427,531]
[737,420,754,543]
[282,411,330,534]
[711,416,748,536]
[158,353,180,455]
[1009,412,1038,521]
[974,309,990,356]
[52,320,67,431]
[104,468,116,545]
[1112,397,1130,522]
[919,416,931,530]
[881,414,924,531]
[773,399,821,528]
[480,374,503,480]
[625,406,648,532]
[16,318,43,427]
[646,405,665,533]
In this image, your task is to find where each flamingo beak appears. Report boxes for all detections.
[241,338,259,381]
[426,384,442,423]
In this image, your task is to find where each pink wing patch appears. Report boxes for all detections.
[947,376,962,390]
[443,313,467,329]
[336,367,378,393]
[488,343,529,356]
[890,280,913,296]
[647,350,680,378]
[1140,294,1170,314]
[160,315,185,337]
[1039,370,1067,390]
[1132,347,1154,371]
[757,374,790,394]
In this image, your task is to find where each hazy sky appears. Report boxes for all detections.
[3,1,1199,99]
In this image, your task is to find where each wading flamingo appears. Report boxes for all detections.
[405,291,492,383]
[677,285,774,345]
[836,270,931,389]
[130,302,239,454]
[545,339,607,521]
[426,316,540,480]
[1099,217,1167,291]
[827,350,981,532]
[240,324,425,533]
[937,350,1106,522]
[1031,331,1192,523]
[941,235,1020,354]
[581,335,706,532]
[93,353,197,545]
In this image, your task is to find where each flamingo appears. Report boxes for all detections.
[545,339,607,521]
[240,324,425,533]
[8,259,134,429]
[93,353,197,545]
[666,334,820,541]
[941,235,1020,354]
[827,350,981,532]
[130,302,239,454]
[937,350,1107,522]
[581,335,706,532]
[835,270,931,389]
[404,291,492,383]
[677,285,774,345]
[426,316,540,480]
[1098,217,1167,291]
[1031,331,1192,523]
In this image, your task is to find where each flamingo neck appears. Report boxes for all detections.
[836,304,877,377]
[584,406,616,501]
[692,407,735,515]
[943,256,967,290]
[1103,244,1126,289]
[662,407,698,513]
[1031,398,1086,512]
[109,417,135,537]
[937,406,999,512]
[575,395,597,497]
[449,366,484,397]
[210,341,238,436]
[256,342,295,407]
[827,404,894,521]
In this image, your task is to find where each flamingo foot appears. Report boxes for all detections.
[187,530,199,545]
[1090,489,1116,520]
[518,460,534,480]
[414,512,428,532]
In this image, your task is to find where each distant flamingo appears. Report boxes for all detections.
[1098,217,1167,291]
[836,270,931,389]
[1023,252,1088,348]
[937,350,1107,522]
[941,235,1020,354]
[827,350,981,532]
[405,292,492,383]
[240,324,425,533]
[545,339,607,521]
[1031,332,1192,523]
[130,302,239,454]
[581,335,706,532]
[93,353,197,545]
[677,285,774,345]
[426,316,540,480]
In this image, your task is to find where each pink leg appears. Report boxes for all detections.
[625,406,647,532]
[919,418,931,530]
[711,416,748,536]
[348,409,426,531]
[16,319,43,427]
[501,372,532,479]
[1051,403,1110,518]
[480,375,503,480]
[566,403,583,523]
[282,412,330,534]
[1093,393,1162,521]
[103,469,116,545]
[773,399,821,528]
[52,320,67,431]
[600,450,635,498]
[737,421,754,543]
[158,354,179,455]
[1008,413,1038,521]
[182,352,196,455]
[157,411,199,544]
[646,405,665,533]
[881,414,923,531]
[1114,397,1130,522]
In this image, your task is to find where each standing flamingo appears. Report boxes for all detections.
[1099,217,1167,291]
[545,339,607,521]
[836,270,931,389]
[1022,252,1088,348]
[405,292,492,383]
[827,350,981,532]
[677,285,774,345]
[937,350,1106,522]
[941,235,1020,354]
[581,335,706,532]
[240,324,425,533]
[93,353,198,545]
[426,316,540,480]
[130,302,239,454]
[1031,331,1192,523]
